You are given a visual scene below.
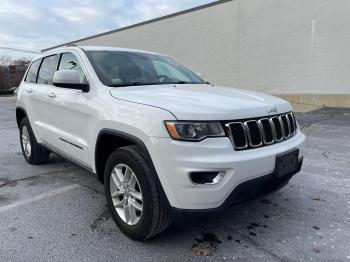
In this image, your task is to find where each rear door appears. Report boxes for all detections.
[33,54,60,144]
[43,51,90,167]
[20,58,51,142]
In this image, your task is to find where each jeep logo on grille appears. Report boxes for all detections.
[267,106,277,114]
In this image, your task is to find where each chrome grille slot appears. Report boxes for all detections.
[271,117,283,141]
[259,118,274,144]
[292,112,298,132]
[244,120,262,147]
[287,113,296,134]
[225,112,297,150]
[280,115,290,138]
[226,122,248,149]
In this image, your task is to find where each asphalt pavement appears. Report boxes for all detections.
[0,96,349,261]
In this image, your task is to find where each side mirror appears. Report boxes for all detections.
[53,70,89,92]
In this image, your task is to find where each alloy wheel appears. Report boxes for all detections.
[110,164,143,225]
[21,126,31,158]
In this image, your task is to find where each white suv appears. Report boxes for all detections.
[16,46,305,240]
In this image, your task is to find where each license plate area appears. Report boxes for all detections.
[274,149,299,178]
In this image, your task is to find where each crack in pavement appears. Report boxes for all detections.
[298,110,336,130]
[56,175,103,195]
[322,151,330,159]
[0,169,104,196]
[0,171,63,188]
[90,208,111,231]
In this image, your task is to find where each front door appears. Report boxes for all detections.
[43,52,90,167]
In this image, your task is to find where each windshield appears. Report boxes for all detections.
[85,50,205,87]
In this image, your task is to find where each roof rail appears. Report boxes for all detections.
[63,44,84,51]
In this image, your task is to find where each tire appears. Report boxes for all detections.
[19,117,49,165]
[104,145,172,240]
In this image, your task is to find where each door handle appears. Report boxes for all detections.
[26,87,33,93]
[48,92,56,98]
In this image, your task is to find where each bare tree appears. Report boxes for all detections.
[0,55,11,64]
[0,55,12,93]
[0,55,30,94]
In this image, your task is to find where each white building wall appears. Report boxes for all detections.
[58,0,350,98]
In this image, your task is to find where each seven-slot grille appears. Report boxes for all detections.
[225,112,297,150]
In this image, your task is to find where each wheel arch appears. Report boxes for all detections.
[16,107,28,128]
[94,129,156,184]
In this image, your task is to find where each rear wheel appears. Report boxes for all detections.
[19,118,49,164]
[104,145,172,240]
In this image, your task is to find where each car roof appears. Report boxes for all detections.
[80,46,160,54]
[29,46,167,65]
[38,45,164,57]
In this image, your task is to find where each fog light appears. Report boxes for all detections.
[189,171,225,185]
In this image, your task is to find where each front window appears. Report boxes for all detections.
[58,53,86,83]
[85,51,205,87]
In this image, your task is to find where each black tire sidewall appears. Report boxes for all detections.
[19,117,48,164]
[19,118,34,163]
[104,147,157,240]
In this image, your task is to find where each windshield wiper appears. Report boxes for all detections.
[165,81,203,85]
[110,81,206,87]
[110,82,162,87]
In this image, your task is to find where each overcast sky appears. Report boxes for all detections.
[0,0,214,59]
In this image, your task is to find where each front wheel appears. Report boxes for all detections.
[104,145,172,240]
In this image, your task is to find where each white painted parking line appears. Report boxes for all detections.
[0,184,80,213]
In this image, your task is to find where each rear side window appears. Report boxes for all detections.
[25,59,42,83]
[37,55,59,85]
[58,53,85,83]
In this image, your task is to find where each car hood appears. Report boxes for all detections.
[109,84,292,120]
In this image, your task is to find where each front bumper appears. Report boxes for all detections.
[223,157,302,206]
[172,157,302,216]
[149,130,306,210]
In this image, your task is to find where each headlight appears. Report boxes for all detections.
[165,121,225,141]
